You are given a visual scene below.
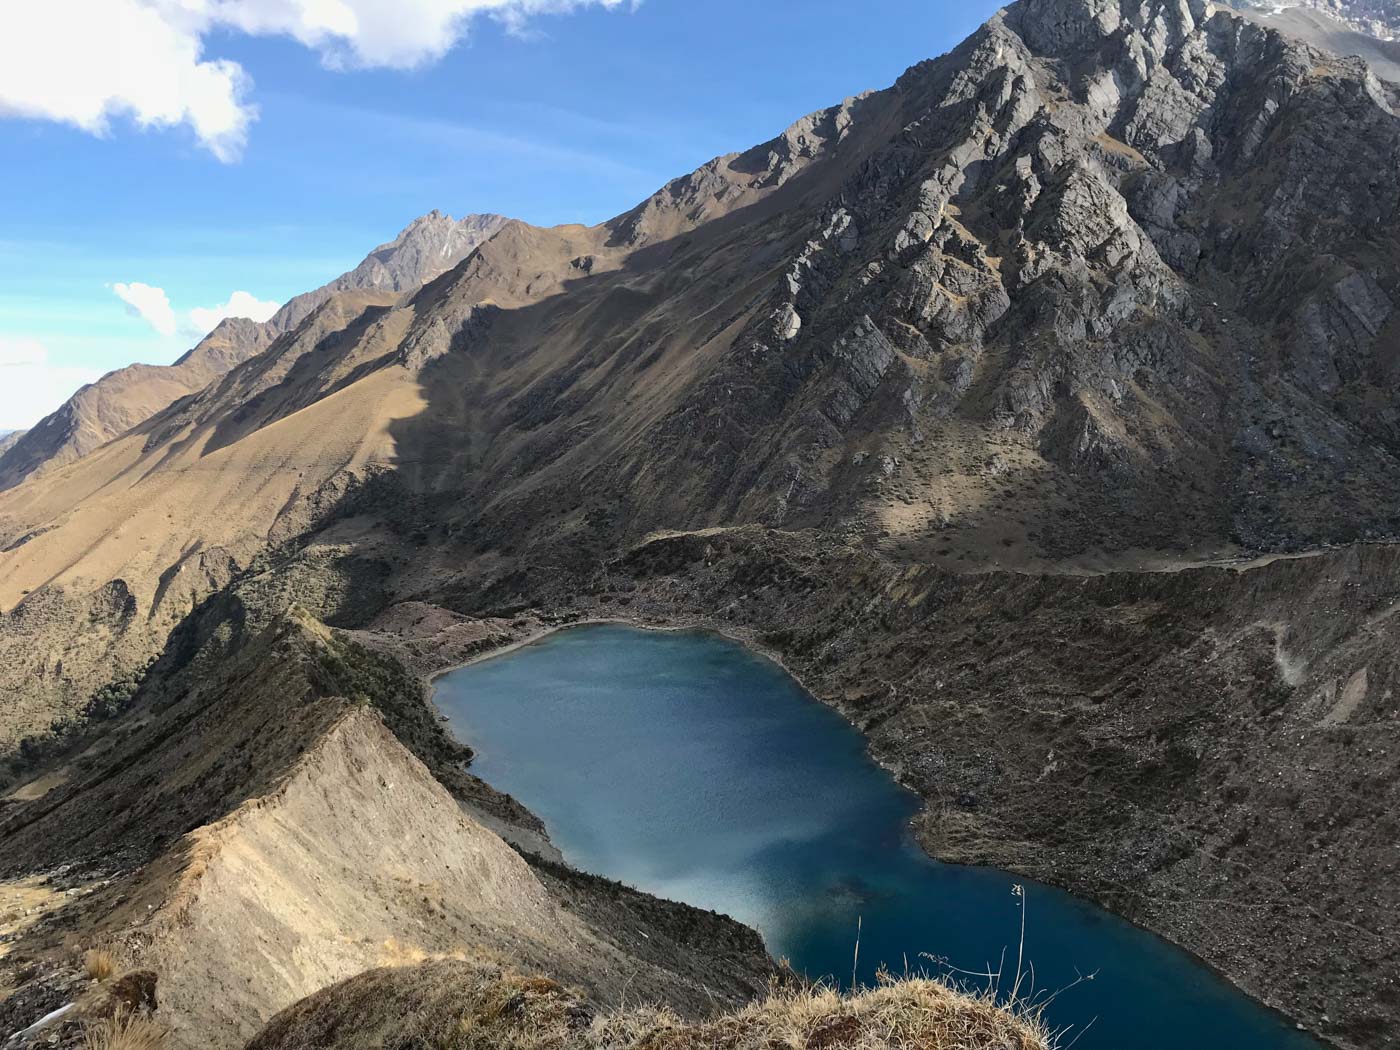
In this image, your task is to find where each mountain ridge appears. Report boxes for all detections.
[0,211,509,492]
[1228,0,1400,79]
[5,0,1400,741]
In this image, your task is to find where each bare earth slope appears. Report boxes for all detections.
[0,609,770,1049]
[0,212,508,492]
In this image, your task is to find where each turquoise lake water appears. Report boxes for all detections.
[434,623,1320,1049]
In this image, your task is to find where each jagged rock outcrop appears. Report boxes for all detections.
[630,0,1400,558]
[1227,0,1400,81]
[273,211,508,328]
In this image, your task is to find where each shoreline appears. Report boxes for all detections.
[412,609,1331,1049]
[424,614,822,719]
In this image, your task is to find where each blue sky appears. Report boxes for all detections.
[0,0,1002,430]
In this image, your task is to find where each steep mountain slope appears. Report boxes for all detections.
[0,609,770,1049]
[2,0,1400,1045]
[4,0,1398,669]
[0,289,421,746]
[0,212,508,492]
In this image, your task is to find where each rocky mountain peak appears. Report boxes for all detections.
[318,211,510,297]
[1013,0,1213,54]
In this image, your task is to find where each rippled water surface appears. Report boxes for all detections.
[435,624,1318,1049]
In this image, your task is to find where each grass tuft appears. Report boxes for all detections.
[449,969,1053,1050]
[249,955,1055,1050]
[84,948,118,983]
[81,1010,167,1050]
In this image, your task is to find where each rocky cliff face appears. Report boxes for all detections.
[1228,0,1400,81]
[624,0,1400,558]
[0,212,508,492]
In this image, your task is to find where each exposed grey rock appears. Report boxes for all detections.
[672,0,1400,552]
[274,211,508,330]
[398,303,499,371]
[808,316,906,433]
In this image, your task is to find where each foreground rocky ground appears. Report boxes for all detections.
[0,610,772,1049]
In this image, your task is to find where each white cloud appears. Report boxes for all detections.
[111,281,177,337]
[0,339,104,431]
[0,1,632,161]
[213,0,633,69]
[189,290,281,335]
[0,0,254,162]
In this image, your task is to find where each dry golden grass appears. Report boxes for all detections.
[447,969,1050,1050]
[84,948,118,983]
[736,977,1050,1050]
[589,976,1051,1050]
[250,956,1053,1050]
[81,1010,167,1050]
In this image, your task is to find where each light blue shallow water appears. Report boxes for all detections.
[434,624,1320,1050]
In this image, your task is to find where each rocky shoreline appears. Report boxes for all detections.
[348,529,1399,1050]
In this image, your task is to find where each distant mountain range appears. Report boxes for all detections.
[1227,0,1400,79]
[1231,0,1400,40]
[0,211,507,491]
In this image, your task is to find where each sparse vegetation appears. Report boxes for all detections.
[249,957,1052,1050]
[590,976,1052,1050]
[0,662,151,790]
[81,1010,167,1050]
[318,630,468,764]
[84,948,118,983]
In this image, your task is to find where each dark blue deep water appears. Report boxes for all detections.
[435,624,1319,1049]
